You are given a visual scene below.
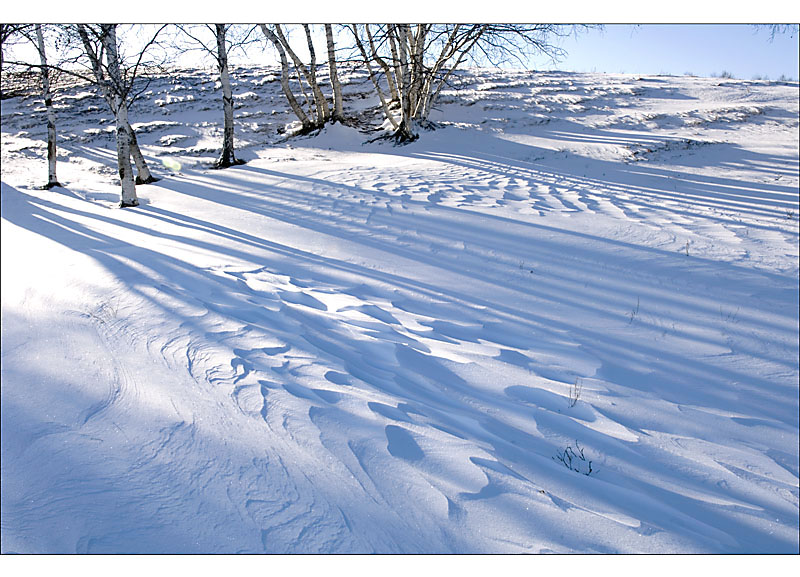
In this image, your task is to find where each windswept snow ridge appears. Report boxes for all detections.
[2,68,798,553]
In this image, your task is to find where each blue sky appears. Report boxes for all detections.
[4,14,798,81]
[532,25,799,80]
[211,23,800,81]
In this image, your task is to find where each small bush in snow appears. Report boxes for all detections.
[554,440,594,476]
[568,378,582,408]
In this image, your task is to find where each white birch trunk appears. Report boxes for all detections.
[35,25,59,188]
[387,26,402,103]
[350,25,399,131]
[274,25,327,127]
[417,25,461,121]
[214,24,240,168]
[130,126,156,183]
[260,25,313,130]
[78,25,155,183]
[303,25,330,123]
[102,25,137,207]
[366,25,399,103]
[408,25,428,120]
[392,25,417,141]
[325,25,343,122]
[115,104,138,206]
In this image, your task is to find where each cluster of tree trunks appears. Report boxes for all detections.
[259,24,343,133]
[5,23,581,205]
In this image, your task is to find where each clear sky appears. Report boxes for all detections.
[533,25,799,80]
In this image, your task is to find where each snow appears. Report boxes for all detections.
[1,66,798,554]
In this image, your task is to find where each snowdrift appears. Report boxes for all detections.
[1,67,798,553]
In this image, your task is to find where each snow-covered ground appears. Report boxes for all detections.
[1,66,798,553]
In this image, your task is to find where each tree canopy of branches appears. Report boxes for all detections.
[1,24,35,98]
[350,24,578,142]
[756,24,800,40]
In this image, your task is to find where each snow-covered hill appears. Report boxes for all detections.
[1,66,798,553]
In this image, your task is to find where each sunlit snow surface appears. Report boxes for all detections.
[1,68,798,553]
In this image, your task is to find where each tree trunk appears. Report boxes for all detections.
[116,106,139,206]
[260,25,314,132]
[351,25,398,131]
[129,126,157,183]
[303,25,330,123]
[102,25,138,207]
[387,26,402,104]
[366,25,399,103]
[274,25,327,127]
[214,24,242,169]
[35,25,60,188]
[408,25,428,120]
[78,25,156,183]
[324,24,343,122]
[391,25,418,142]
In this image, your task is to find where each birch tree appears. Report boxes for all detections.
[351,24,577,142]
[325,24,344,122]
[301,24,329,123]
[213,24,245,168]
[260,24,335,132]
[350,24,399,132]
[35,25,60,189]
[364,24,399,103]
[387,24,487,142]
[101,25,138,207]
[176,24,249,168]
[11,25,63,188]
[69,25,166,205]
[75,24,159,185]
[259,24,314,131]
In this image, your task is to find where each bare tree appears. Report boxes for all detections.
[351,24,579,142]
[325,24,344,122]
[8,24,63,187]
[351,24,487,142]
[260,24,333,132]
[35,25,60,189]
[302,24,330,123]
[70,25,167,205]
[350,24,400,132]
[213,24,245,168]
[100,25,138,207]
[177,24,250,168]
[1,24,34,99]
[75,24,160,186]
[4,24,149,195]
[365,24,399,103]
[259,24,314,131]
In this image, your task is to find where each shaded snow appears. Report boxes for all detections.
[1,67,798,553]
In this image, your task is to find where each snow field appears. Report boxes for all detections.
[1,67,798,553]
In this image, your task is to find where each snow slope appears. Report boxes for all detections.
[1,67,798,553]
